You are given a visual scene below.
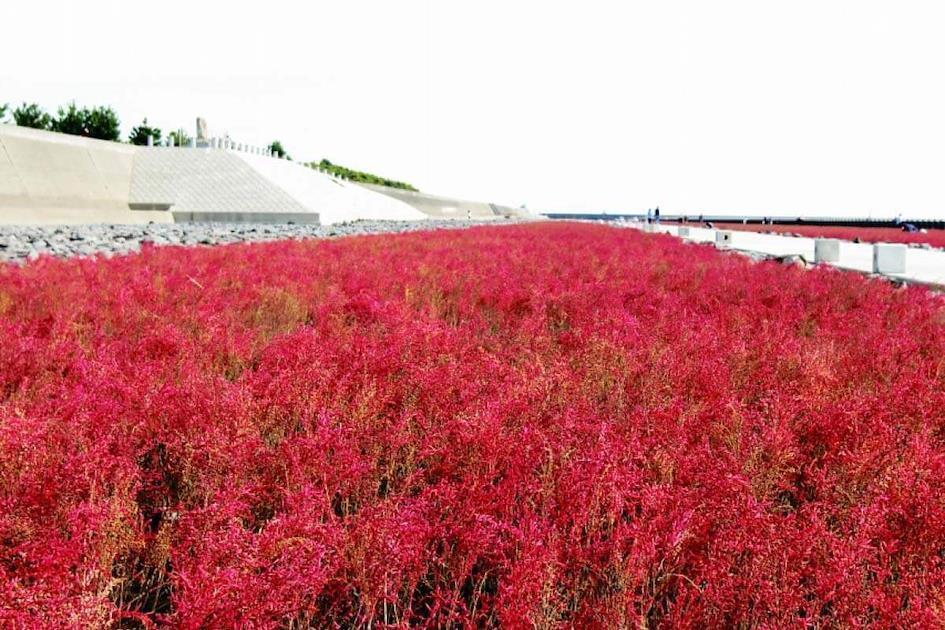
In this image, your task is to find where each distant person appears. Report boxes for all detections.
[902,223,919,233]
[654,207,661,223]
[646,208,653,224]
[894,212,903,226]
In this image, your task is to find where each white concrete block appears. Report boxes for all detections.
[815,238,840,263]
[677,227,690,238]
[873,244,907,274]
[715,230,732,246]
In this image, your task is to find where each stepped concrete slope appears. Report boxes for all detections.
[237,154,425,225]
[0,124,171,225]
[359,183,533,220]
[0,125,444,225]
[130,148,319,223]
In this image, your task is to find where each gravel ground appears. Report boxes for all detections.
[0,220,519,264]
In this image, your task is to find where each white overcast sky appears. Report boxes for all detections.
[2,1,944,218]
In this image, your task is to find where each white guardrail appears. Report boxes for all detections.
[630,223,945,288]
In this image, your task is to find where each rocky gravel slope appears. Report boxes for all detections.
[0,220,518,264]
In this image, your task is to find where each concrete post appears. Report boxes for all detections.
[167,136,175,148]
[873,244,907,274]
[814,238,840,263]
[188,138,196,148]
[146,135,154,147]
[715,231,732,246]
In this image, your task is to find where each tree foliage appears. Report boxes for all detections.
[85,106,121,141]
[13,103,53,130]
[317,158,417,191]
[46,103,121,141]
[0,103,8,123]
[128,119,163,146]
[50,102,87,135]
[268,140,290,159]
[167,129,192,147]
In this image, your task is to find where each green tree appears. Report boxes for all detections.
[268,140,291,159]
[0,103,8,123]
[128,118,162,145]
[51,102,88,135]
[85,106,120,141]
[49,103,121,141]
[167,129,192,147]
[13,103,52,130]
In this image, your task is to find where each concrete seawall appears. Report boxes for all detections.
[0,125,440,225]
[0,124,171,225]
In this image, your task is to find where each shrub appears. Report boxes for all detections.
[318,158,417,191]
[12,102,52,130]
[268,140,290,159]
[2,224,945,626]
[49,102,121,141]
[128,118,163,146]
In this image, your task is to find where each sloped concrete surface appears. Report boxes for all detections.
[0,124,170,225]
[130,148,318,223]
[1,124,529,226]
[236,154,424,225]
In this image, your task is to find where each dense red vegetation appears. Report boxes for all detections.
[2,223,945,627]
[716,222,945,249]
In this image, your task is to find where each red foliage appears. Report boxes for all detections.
[1,223,945,627]
[716,222,945,249]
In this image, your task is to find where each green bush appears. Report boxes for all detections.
[317,159,417,191]
[128,119,163,146]
[268,140,291,159]
[167,129,192,147]
[51,102,87,135]
[48,103,121,141]
[85,106,121,141]
[13,103,53,130]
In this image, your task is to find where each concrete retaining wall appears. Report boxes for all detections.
[238,156,424,225]
[0,124,480,226]
[0,124,171,225]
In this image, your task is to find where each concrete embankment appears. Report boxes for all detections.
[0,125,432,226]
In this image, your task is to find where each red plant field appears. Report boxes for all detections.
[2,223,945,627]
[716,222,945,249]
